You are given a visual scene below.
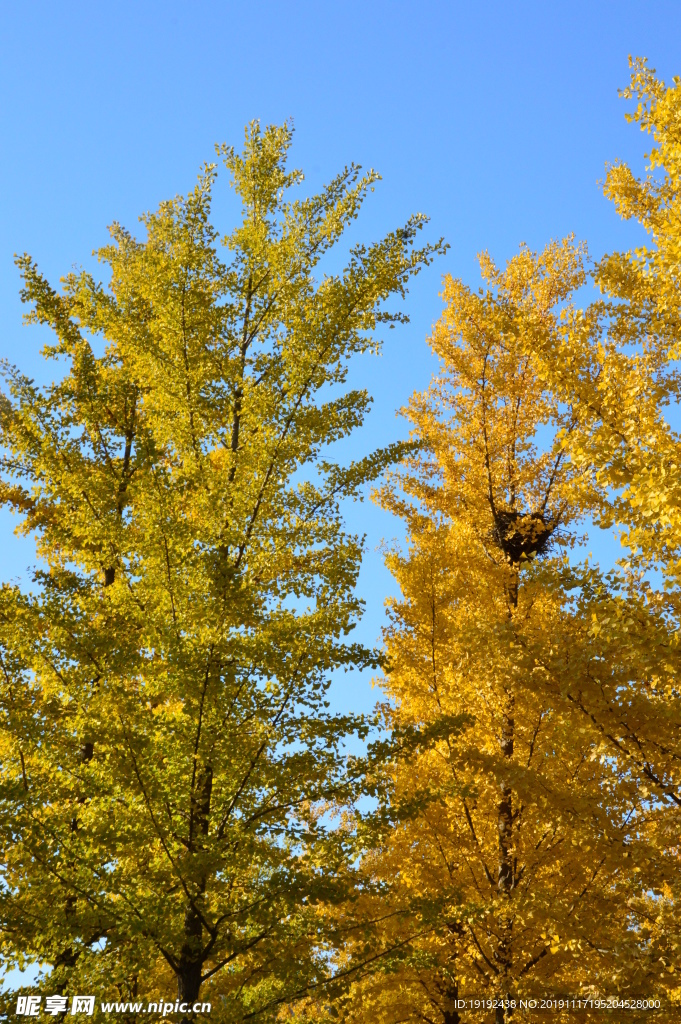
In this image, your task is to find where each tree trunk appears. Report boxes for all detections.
[496,573,517,1023]
[442,980,461,1024]
[178,902,204,1004]
[177,765,213,1016]
[495,704,514,1024]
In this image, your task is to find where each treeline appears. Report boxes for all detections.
[0,58,679,1024]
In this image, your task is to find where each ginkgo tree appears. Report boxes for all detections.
[0,122,444,1020]
[523,58,681,1001]
[287,60,681,1024]
[333,239,662,1024]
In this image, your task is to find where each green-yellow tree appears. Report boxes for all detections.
[336,240,661,1024]
[0,122,444,1020]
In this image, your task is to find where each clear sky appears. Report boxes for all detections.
[1,1,681,715]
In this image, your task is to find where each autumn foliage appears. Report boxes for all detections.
[1,58,681,1024]
[334,58,681,1024]
[0,123,443,1019]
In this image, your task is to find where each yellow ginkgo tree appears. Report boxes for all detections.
[523,59,681,1002]
[0,122,444,1021]
[337,240,661,1024]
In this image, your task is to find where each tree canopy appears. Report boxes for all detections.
[0,121,444,1021]
[2,57,681,1024]
[332,59,681,1024]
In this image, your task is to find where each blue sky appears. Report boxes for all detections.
[1,1,681,715]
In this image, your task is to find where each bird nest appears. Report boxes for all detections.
[491,507,556,564]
